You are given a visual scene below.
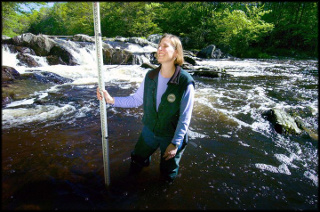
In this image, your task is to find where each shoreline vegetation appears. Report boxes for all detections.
[2,2,318,60]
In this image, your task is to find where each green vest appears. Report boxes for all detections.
[142,65,195,138]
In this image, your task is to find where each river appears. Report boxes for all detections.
[1,41,318,210]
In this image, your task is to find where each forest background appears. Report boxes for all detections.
[2,1,318,59]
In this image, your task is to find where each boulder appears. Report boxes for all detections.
[46,55,67,65]
[141,63,157,69]
[295,116,318,141]
[72,34,95,42]
[128,37,153,47]
[197,44,231,59]
[3,44,36,55]
[2,66,21,106]
[190,67,231,78]
[112,49,134,65]
[112,36,158,48]
[2,35,11,40]
[147,34,162,44]
[49,45,79,66]
[2,35,13,45]
[263,108,302,135]
[16,46,36,55]
[197,44,216,58]
[184,55,197,66]
[11,33,56,56]
[113,36,127,42]
[181,63,194,70]
[102,48,134,65]
[16,53,40,67]
[8,33,78,65]
[2,66,20,83]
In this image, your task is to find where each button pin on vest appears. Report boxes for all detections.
[167,93,176,103]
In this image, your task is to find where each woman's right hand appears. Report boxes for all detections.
[97,87,115,104]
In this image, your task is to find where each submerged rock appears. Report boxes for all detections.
[23,71,74,84]
[2,68,73,107]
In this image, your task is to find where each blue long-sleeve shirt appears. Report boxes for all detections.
[113,71,194,146]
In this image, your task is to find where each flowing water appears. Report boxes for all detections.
[1,41,318,210]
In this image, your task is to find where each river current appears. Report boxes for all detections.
[1,41,318,210]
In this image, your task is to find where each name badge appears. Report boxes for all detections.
[167,94,176,103]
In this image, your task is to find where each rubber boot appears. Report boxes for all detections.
[129,152,150,175]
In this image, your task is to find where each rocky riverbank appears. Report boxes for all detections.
[2,33,231,105]
[2,33,318,140]
[2,33,232,67]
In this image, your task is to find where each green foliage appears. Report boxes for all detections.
[2,2,318,58]
[100,2,161,37]
[262,2,318,57]
[2,2,46,37]
[213,4,274,57]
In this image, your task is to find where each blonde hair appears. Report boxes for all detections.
[157,33,184,66]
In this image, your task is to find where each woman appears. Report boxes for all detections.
[97,33,195,182]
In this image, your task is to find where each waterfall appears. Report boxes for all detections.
[54,39,97,66]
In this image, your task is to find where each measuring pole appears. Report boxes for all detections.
[93,2,110,187]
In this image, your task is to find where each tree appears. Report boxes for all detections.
[129,2,162,37]
[213,3,274,57]
[100,2,128,37]
[100,2,161,37]
[262,2,318,57]
[2,1,317,58]
[2,2,46,37]
[63,2,94,35]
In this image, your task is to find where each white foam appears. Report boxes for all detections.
[255,163,291,175]
[238,140,250,147]
[277,164,292,175]
[188,129,209,139]
[2,46,19,68]
[255,163,279,174]
[2,104,76,128]
[55,40,96,66]
[75,105,92,118]
[274,154,299,169]
[71,77,98,85]
[6,98,35,108]
[195,59,310,78]
[304,170,318,186]
[29,54,49,66]
[127,43,156,53]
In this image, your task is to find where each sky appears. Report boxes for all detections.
[20,2,55,13]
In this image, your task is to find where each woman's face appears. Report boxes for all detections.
[157,37,177,65]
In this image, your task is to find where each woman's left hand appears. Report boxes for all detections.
[163,143,178,161]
